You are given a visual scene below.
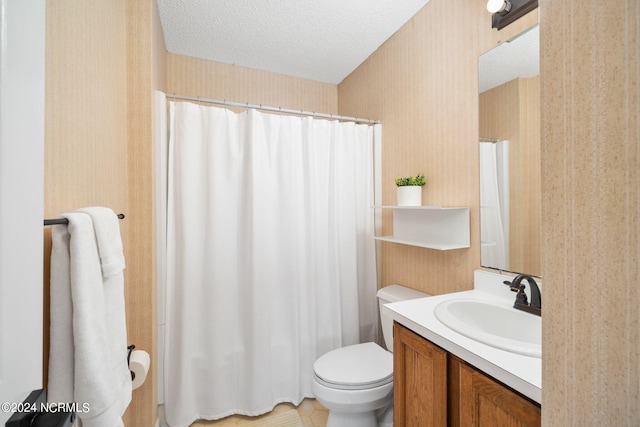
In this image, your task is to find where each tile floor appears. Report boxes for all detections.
[190,398,328,427]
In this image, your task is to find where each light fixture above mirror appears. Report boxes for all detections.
[488,0,538,30]
[487,0,511,14]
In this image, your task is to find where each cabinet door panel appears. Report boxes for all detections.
[394,322,447,427]
[456,358,541,427]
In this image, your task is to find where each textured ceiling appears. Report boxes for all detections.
[478,25,539,93]
[157,0,430,84]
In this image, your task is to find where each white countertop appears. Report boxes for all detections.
[382,270,542,404]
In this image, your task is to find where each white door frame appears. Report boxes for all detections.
[0,0,46,423]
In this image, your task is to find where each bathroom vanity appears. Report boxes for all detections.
[383,270,541,426]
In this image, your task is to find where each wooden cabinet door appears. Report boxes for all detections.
[394,322,448,427]
[453,357,541,427]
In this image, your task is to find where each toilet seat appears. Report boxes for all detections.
[313,342,393,390]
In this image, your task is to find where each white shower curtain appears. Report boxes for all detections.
[480,141,509,271]
[162,101,379,427]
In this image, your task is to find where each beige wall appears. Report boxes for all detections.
[480,76,541,276]
[45,0,128,216]
[125,0,163,425]
[167,54,338,115]
[517,76,541,276]
[338,0,537,295]
[45,0,164,425]
[541,0,639,424]
[44,0,129,392]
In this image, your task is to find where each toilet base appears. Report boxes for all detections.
[376,404,394,427]
[324,403,393,427]
[326,410,378,427]
[313,378,393,427]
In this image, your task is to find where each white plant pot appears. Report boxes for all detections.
[397,186,422,206]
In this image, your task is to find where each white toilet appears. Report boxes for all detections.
[312,285,430,427]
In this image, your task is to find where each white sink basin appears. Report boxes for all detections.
[434,298,541,358]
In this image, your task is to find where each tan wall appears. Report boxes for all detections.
[45,0,128,217]
[338,0,538,295]
[44,0,128,390]
[517,77,541,276]
[167,54,338,115]
[541,0,639,424]
[479,76,541,276]
[125,0,162,425]
[45,0,164,425]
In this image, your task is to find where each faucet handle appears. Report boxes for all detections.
[503,280,519,292]
[514,285,528,305]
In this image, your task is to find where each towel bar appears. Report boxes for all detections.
[43,213,125,226]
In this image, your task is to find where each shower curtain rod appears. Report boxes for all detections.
[480,137,500,143]
[169,94,380,125]
[44,213,125,226]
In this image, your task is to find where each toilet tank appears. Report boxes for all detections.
[377,285,430,352]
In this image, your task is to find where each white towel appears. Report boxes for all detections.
[48,218,75,404]
[77,207,132,417]
[77,207,125,278]
[48,211,131,427]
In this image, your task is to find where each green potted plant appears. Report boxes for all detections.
[395,173,426,206]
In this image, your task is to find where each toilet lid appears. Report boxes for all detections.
[313,342,393,390]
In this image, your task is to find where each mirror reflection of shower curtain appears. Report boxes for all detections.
[480,141,509,270]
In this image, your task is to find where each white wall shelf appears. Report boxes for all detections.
[373,206,470,250]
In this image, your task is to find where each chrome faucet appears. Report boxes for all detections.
[503,274,541,316]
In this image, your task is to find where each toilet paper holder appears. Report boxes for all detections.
[127,345,136,381]
[127,344,151,390]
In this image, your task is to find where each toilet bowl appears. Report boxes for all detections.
[312,285,430,427]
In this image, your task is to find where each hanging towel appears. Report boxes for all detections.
[48,215,75,405]
[77,207,131,417]
[77,207,125,277]
[48,210,131,427]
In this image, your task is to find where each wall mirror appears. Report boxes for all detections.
[478,24,541,277]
